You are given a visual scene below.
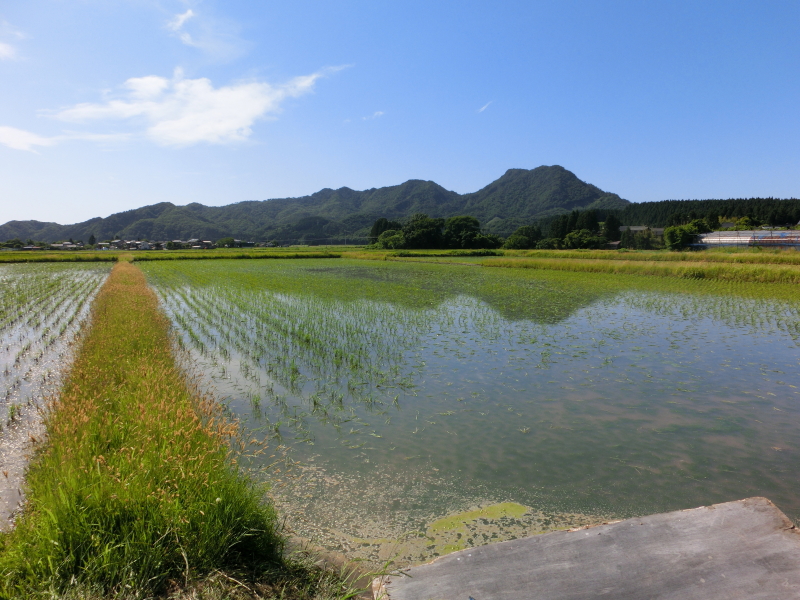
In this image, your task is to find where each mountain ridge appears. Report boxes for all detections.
[0,166,630,243]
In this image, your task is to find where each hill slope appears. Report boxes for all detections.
[0,166,630,243]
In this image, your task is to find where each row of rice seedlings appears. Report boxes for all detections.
[142,261,442,445]
[0,264,110,425]
[141,258,800,453]
[0,262,294,598]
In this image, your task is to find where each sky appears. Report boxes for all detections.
[1,0,798,225]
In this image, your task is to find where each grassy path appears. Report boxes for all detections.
[0,262,357,599]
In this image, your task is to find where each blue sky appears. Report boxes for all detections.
[1,0,798,224]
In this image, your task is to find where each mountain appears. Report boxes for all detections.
[0,166,630,243]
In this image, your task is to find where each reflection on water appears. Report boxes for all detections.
[143,259,800,564]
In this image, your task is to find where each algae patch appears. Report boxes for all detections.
[424,502,535,554]
[428,502,529,533]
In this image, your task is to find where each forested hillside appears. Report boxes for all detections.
[616,198,800,227]
[0,166,629,243]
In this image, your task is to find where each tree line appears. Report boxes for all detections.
[616,197,800,228]
[370,197,800,251]
[370,211,629,250]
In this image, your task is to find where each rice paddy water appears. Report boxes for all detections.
[0,263,110,527]
[135,259,800,565]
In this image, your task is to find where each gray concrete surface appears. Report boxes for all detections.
[376,497,800,600]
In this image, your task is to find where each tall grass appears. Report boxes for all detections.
[500,247,800,265]
[0,262,283,597]
[0,252,118,264]
[482,257,800,284]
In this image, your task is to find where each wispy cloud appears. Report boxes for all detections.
[0,66,348,151]
[362,111,384,120]
[0,126,59,152]
[478,101,493,113]
[0,20,25,60]
[0,41,15,60]
[164,7,248,62]
[167,9,196,47]
[0,126,130,153]
[168,9,196,32]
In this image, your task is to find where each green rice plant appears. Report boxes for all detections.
[0,263,284,598]
[0,263,110,426]
[132,249,342,262]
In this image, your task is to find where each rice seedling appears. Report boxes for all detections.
[0,263,287,597]
[139,257,800,565]
[0,263,110,429]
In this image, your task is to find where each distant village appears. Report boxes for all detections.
[1,238,272,251]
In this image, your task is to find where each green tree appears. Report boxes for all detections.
[546,215,567,240]
[216,237,235,248]
[375,230,406,249]
[443,216,481,248]
[402,214,445,249]
[575,210,599,232]
[602,214,621,241]
[735,215,760,230]
[88,234,96,246]
[663,224,698,250]
[535,238,561,249]
[633,228,657,250]
[369,218,402,244]
[619,228,636,249]
[503,224,543,249]
[688,218,711,234]
[563,229,606,249]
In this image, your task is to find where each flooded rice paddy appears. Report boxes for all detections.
[140,258,800,565]
[0,263,110,528]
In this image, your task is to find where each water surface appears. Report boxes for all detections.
[143,259,800,563]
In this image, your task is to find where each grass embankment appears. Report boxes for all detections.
[481,256,800,284]
[501,247,800,265]
[0,262,359,599]
[0,252,118,264]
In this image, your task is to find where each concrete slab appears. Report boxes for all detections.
[377,497,800,600]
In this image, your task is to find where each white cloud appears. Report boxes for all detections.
[478,101,493,113]
[0,20,25,60]
[0,41,15,60]
[167,9,198,47]
[168,9,195,32]
[164,7,247,61]
[0,126,59,152]
[46,67,345,147]
[0,126,130,152]
[362,111,384,120]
